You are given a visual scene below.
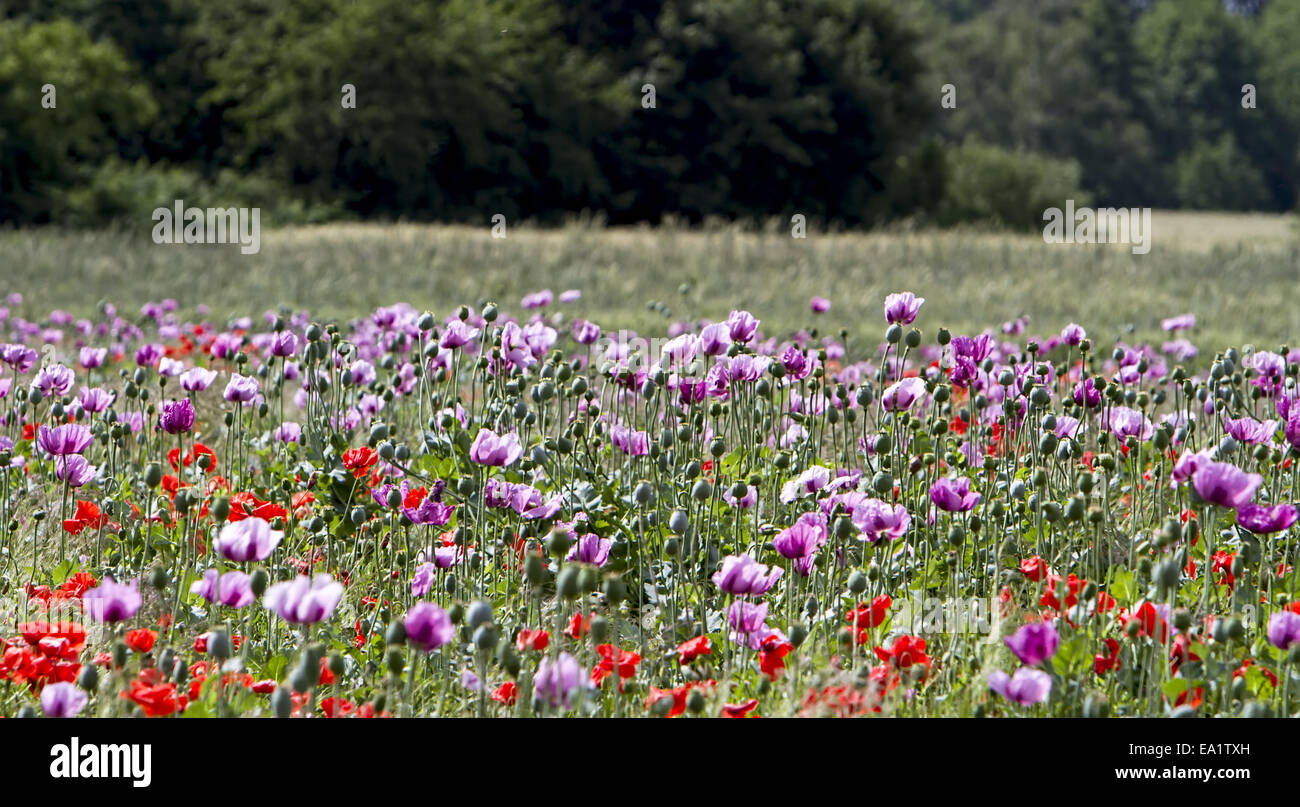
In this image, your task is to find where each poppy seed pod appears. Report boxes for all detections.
[466,600,494,628]
[669,509,689,535]
[556,567,581,600]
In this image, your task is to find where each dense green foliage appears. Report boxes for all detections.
[0,0,1296,227]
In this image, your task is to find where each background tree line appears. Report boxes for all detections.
[0,0,1296,229]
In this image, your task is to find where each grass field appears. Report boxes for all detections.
[2,211,1297,354]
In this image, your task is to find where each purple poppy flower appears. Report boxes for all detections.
[179,367,218,392]
[134,343,164,366]
[1104,407,1153,442]
[78,347,107,369]
[882,377,927,412]
[1005,621,1060,666]
[1267,611,1300,650]
[521,289,553,309]
[269,331,298,358]
[883,292,924,325]
[85,577,142,622]
[610,423,649,456]
[698,322,732,357]
[1191,461,1262,510]
[948,335,992,388]
[712,554,783,596]
[535,652,589,709]
[1252,350,1286,381]
[1060,323,1086,347]
[1171,448,1213,486]
[32,364,74,397]
[40,681,88,718]
[263,574,344,624]
[159,398,195,434]
[566,533,612,567]
[440,320,480,349]
[810,296,831,313]
[55,455,96,488]
[1224,418,1278,446]
[189,569,255,608]
[559,289,581,303]
[1073,378,1101,408]
[223,373,260,403]
[216,517,283,562]
[930,477,981,512]
[77,386,114,414]
[987,668,1051,706]
[38,423,93,456]
[1161,313,1195,332]
[572,320,600,345]
[405,601,455,651]
[273,422,302,443]
[780,466,830,503]
[2,344,37,373]
[781,346,809,378]
[727,600,773,648]
[851,499,911,543]
[469,428,523,467]
[1237,503,1299,534]
[772,512,828,576]
[726,310,760,343]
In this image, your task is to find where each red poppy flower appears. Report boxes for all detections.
[676,636,712,665]
[1235,658,1277,688]
[124,680,186,717]
[564,611,591,640]
[168,442,216,472]
[721,698,759,718]
[492,681,518,706]
[63,500,108,535]
[591,645,640,690]
[516,629,550,653]
[125,629,157,654]
[342,447,378,478]
[227,491,287,522]
[847,595,892,630]
[1020,556,1047,582]
[758,634,793,681]
[874,635,931,675]
[1093,638,1121,675]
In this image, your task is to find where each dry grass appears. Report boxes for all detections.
[2,211,1297,356]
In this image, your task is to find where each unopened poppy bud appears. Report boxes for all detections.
[249,568,269,596]
[790,622,809,648]
[466,600,494,628]
[556,567,581,600]
[78,664,99,691]
[384,648,406,678]
[1124,618,1141,638]
[112,641,128,669]
[144,462,163,488]
[148,566,169,590]
[211,495,230,523]
[847,570,868,594]
[686,688,707,714]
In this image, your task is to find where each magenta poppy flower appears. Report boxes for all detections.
[727,600,773,649]
[180,367,218,392]
[851,499,911,543]
[190,569,255,608]
[1171,448,1213,486]
[216,517,283,562]
[987,668,1051,706]
[32,364,75,397]
[882,377,927,412]
[772,512,828,576]
[810,296,831,313]
[263,574,344,624]
[1237,503,1299,534]
[1060,323,1086,347]
[469,428,523,467]
[1161,313,1195,332]
[535,652,589,709]
[883,292,924,325]
[77,386,114,414]
[159,398,195,434]
[1191,461,1262,510]
[1267,611,1300,650]
[712,554,783,596]
[521,289,553,309]
[54,455,96,488]
[85,577,142,622]
[269,331,298,358]
[40,682,88,718]
[223,373,260,403]
[726,310,759,343]
[930,477,981,512]
[1224,418,1278,446]
[1104,407,1153,442]
[566,533,612,567]
[1072,378,1101,408]
[698,322,732,356]
[405,601,455,651]
[1005,621,1060,666]
[78,347,107,369]
[440,320,480,349]
[38,423,93,456]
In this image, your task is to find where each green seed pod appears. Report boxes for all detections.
[144,462,163,488]
[148,566,169,590]
[385,648,406,678]
[249,568,269,596]
[686,688,707,715]
[556,566,582,600]
[603,576,627,605]
[524,553,547,585]
[847,570,868,594]
[669,509,689,535]
[386,620,407,646]
[78,664,99,692]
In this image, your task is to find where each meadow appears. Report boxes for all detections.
[2,211,1297,352]
[4,210,1300,719]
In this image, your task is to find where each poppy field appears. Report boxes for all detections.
[4,278,1300,720]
